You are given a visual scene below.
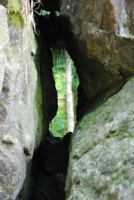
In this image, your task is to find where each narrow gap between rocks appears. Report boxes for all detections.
[16,1,125,199]
[29,2,79,200]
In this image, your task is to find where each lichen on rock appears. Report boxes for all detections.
[66,78,134,200]
[8,0,24,28]
[0,2,44,200]
[61,0,134,111]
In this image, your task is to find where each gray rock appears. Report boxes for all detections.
[0,4,43,200]
[66,78,134,200]
[61,0,134,103]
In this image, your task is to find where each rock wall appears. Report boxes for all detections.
[60,0,134,199]
[66,78,134,200]
[0,1,44,200]
[1,0,134,199]
[61,0,134,117]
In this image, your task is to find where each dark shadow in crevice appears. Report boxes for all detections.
[41,0,62,12]
[31,132,71,200]
[30,11,73,200]
[30,4,125,199]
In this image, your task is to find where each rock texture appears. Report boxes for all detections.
[0,2,43,200]
[1,0,134,199]
[61,0,134,117]
[60,1,134,199]
[66,78,134,200]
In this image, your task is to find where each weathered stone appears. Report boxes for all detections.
[61,0,134,107]
[0,3,43,200]
[66,78,134,200]
[1,0,134,199]
[123,0,134,34]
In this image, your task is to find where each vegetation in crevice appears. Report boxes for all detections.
[49,49,79,137]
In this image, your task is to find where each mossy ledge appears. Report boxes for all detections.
[8,0,24,28]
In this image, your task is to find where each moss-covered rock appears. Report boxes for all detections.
[0,2,44,200]
[61,0,134,114]
[66,78,134,200]
[8,0,24,28]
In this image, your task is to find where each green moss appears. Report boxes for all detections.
[8,0,24,28]
[17,162,32,200]
[33,37,44,147]
[35,77,44,147]
[115,171,128,179]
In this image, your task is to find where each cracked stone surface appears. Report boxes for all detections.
[0,4,43,200]
[66,78,134,200]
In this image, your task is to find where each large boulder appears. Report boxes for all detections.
[61,0,134,105]
[66,77,134,200]
[0,2,43,200]
[61,2,134,198]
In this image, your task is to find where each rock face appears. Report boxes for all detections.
[0,2,43,200]
[60,1,134,199]
[66,78,134,200]
[61,0,134,117]
[1,0,134,199]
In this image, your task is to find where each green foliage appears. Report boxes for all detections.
[50,50,79,137]
[8,0,24,28]
[50,50,67,137]
[34,6,61,17]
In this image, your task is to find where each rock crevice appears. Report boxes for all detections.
[1,1,134,200]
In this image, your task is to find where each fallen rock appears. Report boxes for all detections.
[61,0,134,106]
[66,78,134,200]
